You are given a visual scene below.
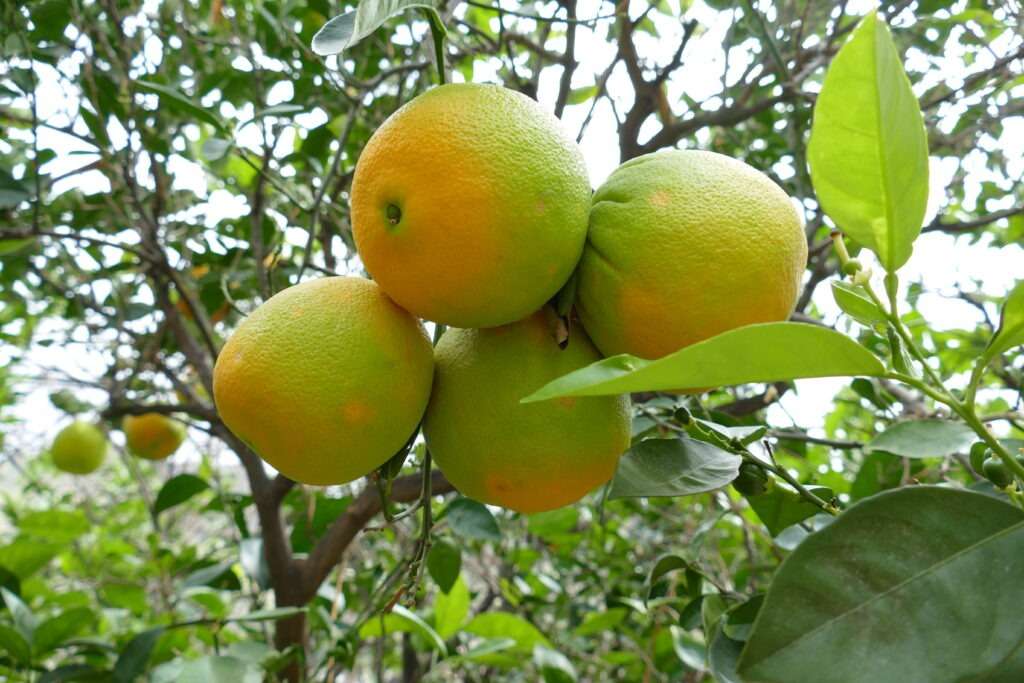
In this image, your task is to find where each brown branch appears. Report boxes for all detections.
[103,401,218,423]
[298,470,453,602]
[553,0,578,119]
[923,205,1024,234]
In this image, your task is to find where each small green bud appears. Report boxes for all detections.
[732,462,769,496]
[982,457,1013,489]
[841,259,863,276]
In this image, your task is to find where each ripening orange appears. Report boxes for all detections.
[424,309,631,513]
[350,83,592,329]
[51,421,107,474]
[212,277,434,485]
[576,150,808,360]
[123,413,186,461]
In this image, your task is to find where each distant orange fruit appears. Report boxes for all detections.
[576,150,807,359]
[51,421,107,474]
[123,413,186,461]
[424,309,631,513]
[351,83,592,328]
[212,276,434,485]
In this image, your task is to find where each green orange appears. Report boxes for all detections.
[51,421,107,474]
[351,83,591,328]
[123,413,186,461]
[213,276,434,485]
[577,150,807,359]
[424,309,631,513]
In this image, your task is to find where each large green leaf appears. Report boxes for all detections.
[444,498,501,542]
[0,624,30,666]
[311,0,444,55]
[866,419,975,458]
[523,323,884,401]
[112,628,165,683]
[982,280,1024,364]
[739,487,1024,682]
[32,607,95,654]
[609,438,741,499]
[807,14,929,272]
[151,655,261,683]
[358,605,447,654]
[426,539,461,593]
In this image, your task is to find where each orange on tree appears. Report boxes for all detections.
[350,83,592,328]
[576,150,807,360]
[213,276,434,485]
[423,308,631,514]
[50,421,107,474]
[123,413,187,460]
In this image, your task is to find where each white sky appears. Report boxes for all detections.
[3,0,1022,472]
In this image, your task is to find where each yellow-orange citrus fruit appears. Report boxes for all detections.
[423,309,631,513]
[351,83,591,328]
[51,421,107,474]
[123,413,186,461]
[577,150,807,359]
[213,276,434,485]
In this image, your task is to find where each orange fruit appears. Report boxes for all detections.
[423,309,631,513]
[213,276,434,485]
[123,413,186,460]
[351,83,592,328]
[51,421,107,474]
[576,150,807,359]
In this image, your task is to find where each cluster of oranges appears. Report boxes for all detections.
[50,413,186,474]
[211,83,806,514]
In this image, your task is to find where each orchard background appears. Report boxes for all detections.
[1,1,1023,682]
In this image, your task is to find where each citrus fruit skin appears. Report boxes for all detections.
[51,421,107,474]
[577,150,807,359]
[351,83,591,328]
[213,277,434,486]
[423,309,631,513]
[123,413,186,461]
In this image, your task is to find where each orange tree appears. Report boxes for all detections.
[1,1,1022,681]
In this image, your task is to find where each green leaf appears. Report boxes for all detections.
[426,540,461,593]
[708,623,744,683]
[311,0,445,55]
[534,645,577,683]
[831,281,886,325]
[32,607,95,654]
[572,608,628,637]
[867,419,975,458]
[982,280,1024,363]
[444,498,501,542]
[465,612,551,652]
[523,323,885,401]
[135,81,225,131]
[2,587,36,641]
[151,655,261,683]
[670,625,707,671]
[0,167,31,209]
[154,474,210,515]
[739,487,1024,683]
[0,623,30,665]
[609,438,742,499]
[433,576,470,639]
[0,540,62,578]
[807,13,929,272]
[747,485,833,537]
[645,554,689,604]
[359,605,447,654]
[17,509,89,543]
[112,628,165,683]
[567,85,599,105]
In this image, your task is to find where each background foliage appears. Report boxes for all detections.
[1,0,1022,681]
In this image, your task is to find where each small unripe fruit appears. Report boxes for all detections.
[51,421,107,475]
[733,462,769,496]
[982,457,1013,489]
[969,442,990,473]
